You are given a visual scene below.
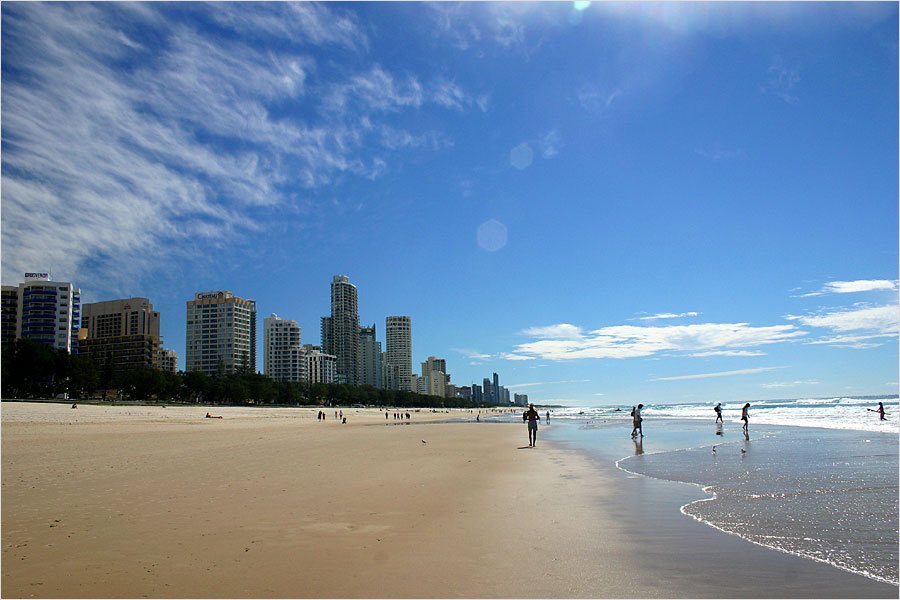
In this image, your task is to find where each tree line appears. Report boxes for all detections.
[1,338,491,408]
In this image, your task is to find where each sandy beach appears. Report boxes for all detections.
[2,401,896,598]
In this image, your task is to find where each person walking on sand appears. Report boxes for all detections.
[546,410,550,424]
[741,403,750,431]
[867,401,887,421]
[525,403,540,447]
[630,406,638,437]
[714,402,723,424]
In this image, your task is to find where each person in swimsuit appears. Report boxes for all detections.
[741,403,750,431]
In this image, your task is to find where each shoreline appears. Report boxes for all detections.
[3,402,897,598]
[544,417,898,597]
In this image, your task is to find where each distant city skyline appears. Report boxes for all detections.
[2,2,897,405]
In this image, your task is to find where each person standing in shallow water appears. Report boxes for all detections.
[525,403,540,447]
[741,403,750,431]
[714,402,723,423]
[632,404,643,438]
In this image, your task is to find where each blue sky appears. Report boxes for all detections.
[2,2,897,406]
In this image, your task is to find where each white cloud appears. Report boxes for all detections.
[690,350,766,357]
[636,311,700,321]
[651,367,784,382]
[520,323,584,340]
[793,279,898,297]
[824,280,898,294]
[451,348,493,361]
[509,322,804,361]
[786,304,898,334]
[762,380,820,389]
[506,379,591,390]
[1,3,481,293]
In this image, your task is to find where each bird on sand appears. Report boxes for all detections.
[421,440,427,444]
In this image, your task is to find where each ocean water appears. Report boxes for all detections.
[548,395,900,433]
[536,396,899,586]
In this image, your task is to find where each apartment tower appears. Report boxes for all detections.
[7,273,81,352]
[321,275,360,385]
[384,316,412,391]
[264,314,305,382]
[79,297,162,376]
[359,324,383,389]
[185,291,256,376]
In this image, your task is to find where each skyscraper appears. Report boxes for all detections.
[185,291,256,376]
[264,314,304,382]
[483,377,493,403]
[321,275,360,385]
[8,273,81,352]
[359,324,383,389]
[1,286,20,347]
[493,372,500,404]
[79,297,163,376]
[421,356,448,396]
[384,316,412,391]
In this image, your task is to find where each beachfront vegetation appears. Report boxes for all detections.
[1,339,487,408]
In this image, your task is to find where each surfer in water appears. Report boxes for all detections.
[867,401,887,421]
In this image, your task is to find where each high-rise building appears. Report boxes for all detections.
[514,393,529,407]
[471,383,483,403]
[264,314,305,382]
[157,348,179,373]
[421,356,448,397]
[321,275,360,385]
[302,344,336,384]
[8,273,81,352]
[1,286,20,346]
[79,297,162,376]
[493,372,500,404]
[384,316,412,391]
[413,373,429,395]
[483,377,493,403]
[185,291,256,376]
[359,324,383,389]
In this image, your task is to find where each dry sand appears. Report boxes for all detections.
[2,401,896,598]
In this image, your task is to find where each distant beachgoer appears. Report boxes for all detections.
[206,412,223,419]
[71,403,77,409]
[714,402,723,423]
[632,404,643,437]
[476,414,480,422]
[342,417,346,424]
[385,411,389,420]
[546,411,550,424]
[334,411,338,419]
[741,403,750,431]
[867,402,887,421]
[522,410,528,422]
[339,410,343,419]
[525,403,540,447]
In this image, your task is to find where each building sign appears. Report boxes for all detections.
[24,272,51,280]
[196,292,226,300]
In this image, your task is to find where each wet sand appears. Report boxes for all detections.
[2,402,896,598]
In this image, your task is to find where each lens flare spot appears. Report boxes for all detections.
[510,143,533,170]
[477,219,508,252]
[573,1,591,11]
